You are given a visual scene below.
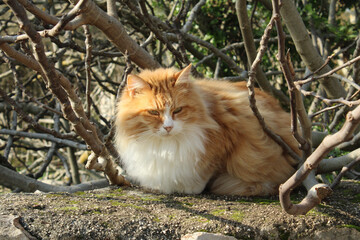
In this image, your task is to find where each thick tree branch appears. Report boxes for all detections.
[317,148,360,174]
[16,0,86,30]
[279,105,360,215]
[14,0,159,69]
[0,165,109,193]
[236,0,273,95]
[72,0,160,69]
[181,0,206,33]
[243,7,301,163]
[279,0,346,99]
[273,2,310,154]
[4,0,128,186]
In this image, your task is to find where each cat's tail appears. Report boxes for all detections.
[208,173,279,196]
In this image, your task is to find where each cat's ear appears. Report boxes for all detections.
[127,74,151,97]
[174,64,192,85]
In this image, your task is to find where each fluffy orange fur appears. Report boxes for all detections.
[115,64,300,196]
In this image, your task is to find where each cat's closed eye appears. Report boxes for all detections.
[148,110,160,116]
[173,107,182,114]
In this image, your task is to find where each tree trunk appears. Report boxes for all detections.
[280,0,346,99]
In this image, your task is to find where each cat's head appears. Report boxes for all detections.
[116,64,209,140]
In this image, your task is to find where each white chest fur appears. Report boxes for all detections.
[117,129,208,194]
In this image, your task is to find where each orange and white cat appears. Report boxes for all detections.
[115,64,300,196]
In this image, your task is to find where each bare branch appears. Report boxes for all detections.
[317,148,360,174]
[297,55,360,87]
[179,33,246,75]
[279,105,360,215]
[0,129,87,150]
[78,0,160,69]
[13,0,159,69]
[16,0,86,30]
[279,0,346,99]
[4,0,128,186]
[0,88,75,139]
[127,0,184,66]
[330,156,360,188]
[242,5,301,163]
[181,0,206,33]
[83,25,93,119]
[107,0,118,18]
[0,165,109,193]
[236,0,273,95]
[273,3,310,153]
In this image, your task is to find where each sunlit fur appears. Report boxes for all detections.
[115,65,300,196]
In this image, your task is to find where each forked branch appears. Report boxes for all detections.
[279,104,360,214]
[4,0,128,188]
[244,4,301,163]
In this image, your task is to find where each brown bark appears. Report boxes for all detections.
[236,0,273,95]
[279,0,346,99]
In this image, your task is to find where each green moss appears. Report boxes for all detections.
[92,188,124,199]
[45,193,64,198]
[279,229,290,240]
[74,191,86,196]
[110,200,122,206]
[94,193,112,198]
[209,208,244,222]
[351,193,360,203]
[236,198,278,205]
[230,210,245,222]
[341,225,360,232]
[110,200,147,211]
[141,196,165,202]
[210,209,226,216]
[182,201,194,207]
[94,193,111,198]
[307,207,331,217]
[82,208,102,215]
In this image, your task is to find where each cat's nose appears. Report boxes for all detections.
[163,126,173,133]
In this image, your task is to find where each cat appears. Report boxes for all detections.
[114,64,300,196]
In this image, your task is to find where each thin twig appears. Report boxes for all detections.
[0,129,87,150]
[297,55,360,86]
[133,0,184,65]
[4,0,128,185]
[0,0,87,44]
[244,11,301,162]
[331,157,360,188]
[83,25,92,119]
[0,88,74,139]
[2,53,21,160]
